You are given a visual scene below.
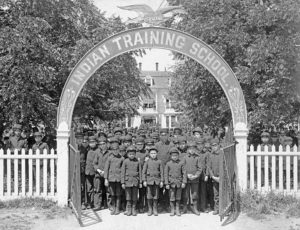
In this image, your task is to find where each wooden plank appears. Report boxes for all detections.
[36,149,40,195]
[0,149,3,197]
[7,149,11,196]
[272,155,276,190]
[279,155,283,191]
[286,156,290,192]
[50,149,55,196]
[257,155,261,190]
[294,156,298,192]
[250,155,254,189]
[14,149,18,196]
[264,155,269,190]
[43,149,48,196]
[28,149,33,196]
[21,149,26,196]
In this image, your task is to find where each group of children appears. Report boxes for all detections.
[76,127,222,217]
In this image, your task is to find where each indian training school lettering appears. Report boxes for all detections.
[70,29,230,87]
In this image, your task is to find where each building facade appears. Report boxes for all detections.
[127,63,181,128]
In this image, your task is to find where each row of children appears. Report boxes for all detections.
[76,127,222,217]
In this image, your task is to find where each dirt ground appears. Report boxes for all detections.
[1,208,300,230]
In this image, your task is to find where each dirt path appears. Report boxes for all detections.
[30,209,300,230]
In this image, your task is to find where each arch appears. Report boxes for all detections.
[57,26,247,130]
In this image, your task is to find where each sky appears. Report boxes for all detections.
[93,0,176,71]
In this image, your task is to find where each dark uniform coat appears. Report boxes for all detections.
[207,150,222,178]
[121,158,142,187]
[197,152,208,180]
[32,142,49,154]
[93,149,110,173]
[9,136,27,151]
[164,159,187,188]
[142,158,164,185]
[182,154,202,183]
[155,142,171,167]
[104,152,124,182]
[85,148,100,176]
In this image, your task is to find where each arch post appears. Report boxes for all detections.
[234,122,248,191]
[56,122,70,206]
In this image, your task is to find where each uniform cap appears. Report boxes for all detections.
[160,128,169,134]
[123,134,132,141]
[210,138,220,145]
[114,127,123,134]
[126,145,136,152]
[83,136,89,141]
[261,132,270,137]
[151,132,159,138]
[135,136,145,144]
[174,127,182,132]
[145,138,154,144]
[192,127,203,134]
[169,147,179,155]
[34,131,43,137]
[187,141,197,148]
[75,132,84,138]
[109,137,119,143]
[13,124,22,130]
[98,136,107,143]
[89,136,97,142]
[148,146,158,152]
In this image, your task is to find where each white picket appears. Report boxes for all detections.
[272,155,276,190]
[14,149,18,196]
[250,155,254,189]
[50,149,55,196]
[21,149,26,196]
[294,155,298,192]
[43,149,48,196]
[28,149,33,196]
[257,155,261,190]
[36,149,40,195]
[286,155,290,192]
[0,149,3,197]
[264,155,269,190]
[7,149,11,196]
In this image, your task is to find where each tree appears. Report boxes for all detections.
[0,0,148,133]
[167,0,300,127]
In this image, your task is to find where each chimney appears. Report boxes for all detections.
[139,62,142,71]
[155,62,159,71]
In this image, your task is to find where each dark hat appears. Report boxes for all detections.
[114,127,123,134]
[261,132,270,137]
[75,132,84,138]
[169,147,179,155]
[13,124,22,130]
[192,127,203,134]
[160,128,169,134]
[210,138,220,145]
[174,127,182,132]
[148,146,158,152]
[145,138,154,144]
[187,141,197,148]
[126,145,136,152]
[109,137,119,143]
[98,136,107,143]
[34,131,43,137]
[123,135,132,142]
[135,136,145,144]
[98,130,107,138]
[89,136,97,142]
[178,136,187,143]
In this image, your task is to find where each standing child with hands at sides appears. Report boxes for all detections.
[164,147,187,216]
[142,146,164,216]
[121,145,142,216]
[207,138,222,215]
[104,137,124,215]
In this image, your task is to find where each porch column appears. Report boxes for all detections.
[57,122,70,206]
[234,122,248,191]
[161,115,166,128]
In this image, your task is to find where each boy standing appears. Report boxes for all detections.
[181,141,202,215]
[142,146,164,216]
[164,147,187,216]
[121,145,142,216]
[207,138,221,215]
[104,137,124,215]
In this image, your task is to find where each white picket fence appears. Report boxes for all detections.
[247,145,300,195]
[0,148,58,200]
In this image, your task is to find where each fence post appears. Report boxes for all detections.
[234,122,248,191]
[0,149,3,197]
[57,122,70,206]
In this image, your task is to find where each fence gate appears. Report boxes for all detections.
[69,129,82,226]
[219,122,239,223]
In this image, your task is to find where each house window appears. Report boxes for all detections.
[145,75,152,86]
[168,78,171,87]
[166,116,170,128]
[166,99,171,109]
[171,116,176,127]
